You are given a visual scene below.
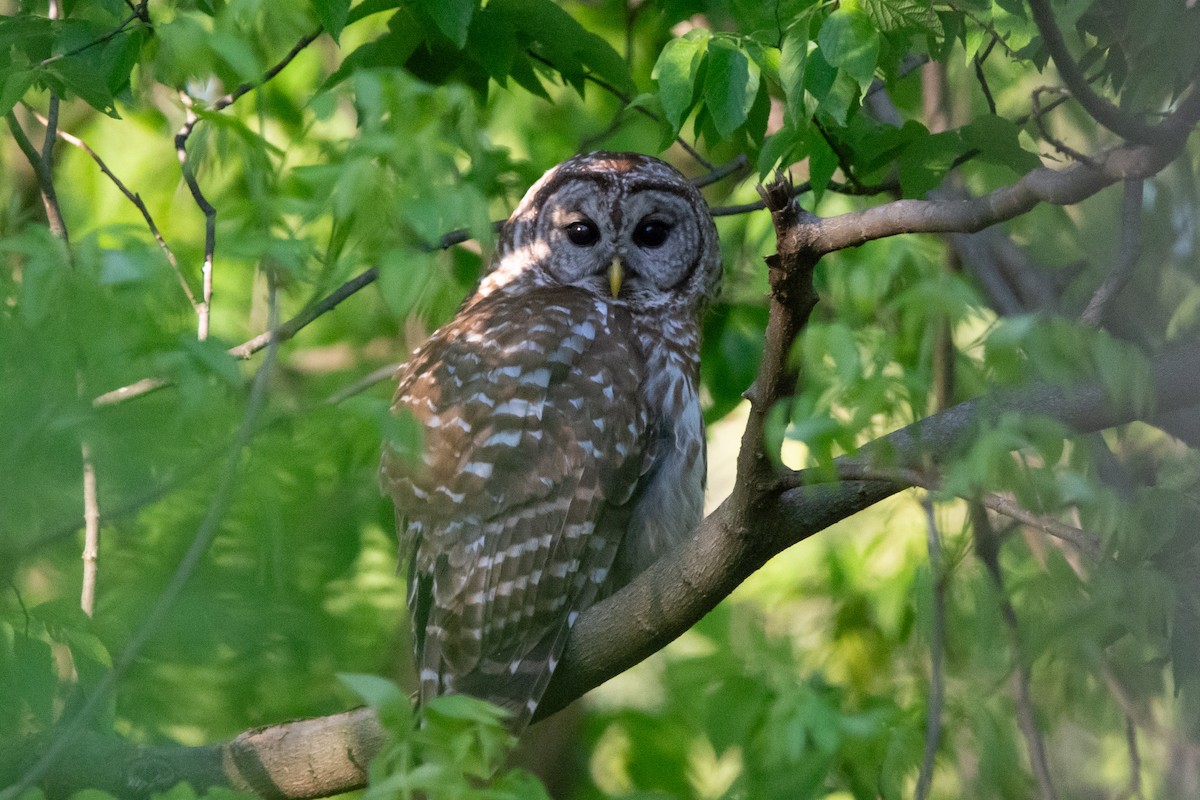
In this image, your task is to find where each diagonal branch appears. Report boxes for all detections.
[1080,178,1144,328]
[32,109,198,308]
[1027,0,1186,146]
[542,339,1200,721]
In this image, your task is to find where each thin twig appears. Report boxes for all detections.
[815,121,868,192]
[1028,0,1181,145]
[1032,86,1098,166]
[208,28,323,114]
[1123,715,1144,800]
[914,493,946,800]
[172,28,324,340]
[973,39,998,116]
[806,462,1103,557]
[949,1,1020,59]
[971,505,1058,800]
[5,111,69,242]
[322,362,403,405]
[525,49,714,170]
[175,95,217,341]
[38,10,145,67]
[693,154,749,187]
[1080,178,1143,327]
[3,273,283,800]
[31,109,198,307]
[79,441,100,618]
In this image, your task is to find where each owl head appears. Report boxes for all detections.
[478,152,722,313]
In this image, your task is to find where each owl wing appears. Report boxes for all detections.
[380,288,649,728]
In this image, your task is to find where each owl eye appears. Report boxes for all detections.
[633,219,671,248]
[565,220,600,246]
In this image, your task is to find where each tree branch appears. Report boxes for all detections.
[32,109,198,308]
[1027,0,1184,146]
[1080,178,1144,327]
[5,110,69,243]
[797,91,1199,257]
[15,233,1200,800]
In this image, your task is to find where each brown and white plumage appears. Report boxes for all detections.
[380,152,721,729]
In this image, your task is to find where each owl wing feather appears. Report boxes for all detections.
[380,287,649,727]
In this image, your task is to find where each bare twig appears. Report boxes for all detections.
[175,95,217,341]
[3,274,284,800]
[172,27,324,340]
[37,4,147,67]
[816,462,1102,557]
[207,28,323,114]
[974,39,998,116]
[693,154,749,187]
[321,362,403,405]
[32,109,198,307]
[1028,0,1183,145]
[950,2,1019,59]
[1123,715,1144,800]
[5,111,69,242]
[1031,86,1098,166]
[914,493,946,800]
[525,49,714,170]
[1080,178,1144,327]
[79,442,100,618]
[971,505,1058,800]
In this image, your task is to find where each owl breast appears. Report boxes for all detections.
[610,313,706,589]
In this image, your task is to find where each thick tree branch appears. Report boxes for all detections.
[15,275,1200,800]
[798,93,1199,257]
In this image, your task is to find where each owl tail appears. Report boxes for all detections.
[439,617,575,732]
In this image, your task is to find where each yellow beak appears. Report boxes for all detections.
[608,259,624,298]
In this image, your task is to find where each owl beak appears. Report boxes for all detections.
[608,259,624,298]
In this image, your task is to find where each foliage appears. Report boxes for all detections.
[2,0,1200,797]
[343,674,550,799]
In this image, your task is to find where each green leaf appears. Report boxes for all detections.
[817,9,880,92]
[415,0,475,48]
[652,31,708,130]
[780,20,810,127]
[339,672,407,710]
[861,0,941,34]
[807,131,838,199]
[179,336,242,387]
[467,6,518,82]
[312,0,351,41]
[703,39,760,138]
[897,127,966,197]
[489,0,633,96]
[960,114,1042,173]
[45,58,119,117]
[0,68,37,118]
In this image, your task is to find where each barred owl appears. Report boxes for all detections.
[380,152,722,729]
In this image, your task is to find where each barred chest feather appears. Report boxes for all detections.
[609,308,706,589]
